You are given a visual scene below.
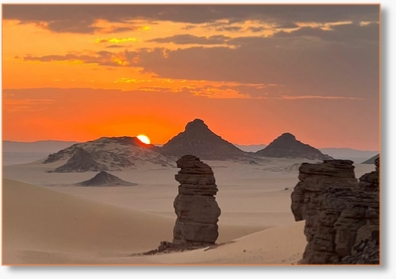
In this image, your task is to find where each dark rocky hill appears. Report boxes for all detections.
[362,154,379,164]
[44,136,175,172]
[159,119,246,160]
[255,133,332,160]
[54,148,109,172]
[76,171,137,186]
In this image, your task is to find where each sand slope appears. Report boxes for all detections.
[2,159,374,265]
[108,221,306,265]
[2,179,265,265]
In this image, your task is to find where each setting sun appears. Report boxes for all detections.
[137,134,151,144]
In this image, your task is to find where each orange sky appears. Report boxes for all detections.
[2,5,380,149]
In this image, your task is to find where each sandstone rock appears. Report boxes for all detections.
[291,160,357,222]
[291,158,379,264]
[341,231,379,264]
[172,155,221,245]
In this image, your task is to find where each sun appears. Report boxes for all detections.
[137,134,151,144]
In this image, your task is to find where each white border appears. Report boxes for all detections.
[0,0,394,278]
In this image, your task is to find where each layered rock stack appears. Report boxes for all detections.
[291,158,380,264]
[173,155,221,245]
[339,157,380,264]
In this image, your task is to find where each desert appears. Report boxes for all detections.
[2,119,378,265]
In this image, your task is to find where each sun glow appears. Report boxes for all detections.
[137,134,151,144]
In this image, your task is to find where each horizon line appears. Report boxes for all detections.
[1,139,379,152]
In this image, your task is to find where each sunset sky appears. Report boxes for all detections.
[2,4,380,149]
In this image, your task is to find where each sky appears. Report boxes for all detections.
[1,4,380,149]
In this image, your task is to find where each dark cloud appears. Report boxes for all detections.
[3,4,379,34]
[148,24,377,49]
[275,21,299,29]
[46,19,99,34]
[102,26,140,34]
[105,44,126,48]
[147,34,231,45]
[182,25,197,30]
[214,26,243,32]
[274,22,379,42]
[16,18,139,34]
[248,26,267,33]
[19,51,130,67]
[18,27,379,100]
[16,17,379,102]
[132,41,378,101]
[201,20,242,32]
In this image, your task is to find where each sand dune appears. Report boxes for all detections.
[2,179,266,265]
[2,159,375,265]
[105,221,306,265]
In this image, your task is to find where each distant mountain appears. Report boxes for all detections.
[75,171,137,186]
[53,148,110,172]
[362,154,379,164]
[3,140,79,166]
[3,140,78,153]
[3,152,51,166]
[159,119,247,160]
[256,133,333,160]
[44,136,175,172]
[320,148,379,163]
[234,144,267,153]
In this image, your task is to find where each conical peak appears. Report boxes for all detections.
[278,133,296,141]
[185,119,209,131]
[97,171,111,177]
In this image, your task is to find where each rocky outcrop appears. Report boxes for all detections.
[362,154,379,164]
[291,160,357,222]
[160,119,246,160]
[291,158,380,264]
[54,148,108,172]
[337,158,380,264]
[44,136,174,172]
[256,133,333,160]
[172,155,221,245]
[75,171,137,186]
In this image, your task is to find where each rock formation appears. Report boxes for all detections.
[172,155,221,245]
[44,136,174,172]
[54,148,109,172]
[338,157,380,264]
[160,119,246,160]
[75,171,137,186]
[291,158,380,264]
[362,154,379,164]
[256,133,333,160]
